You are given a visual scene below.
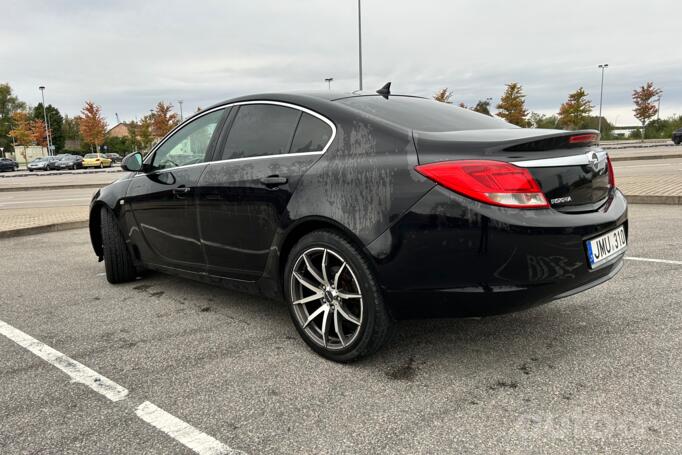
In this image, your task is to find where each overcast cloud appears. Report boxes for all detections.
[2,0,680,126]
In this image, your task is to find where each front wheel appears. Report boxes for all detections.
[100,208,137,284]
[284,230,395,362]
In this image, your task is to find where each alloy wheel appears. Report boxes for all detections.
[290,247,364,350]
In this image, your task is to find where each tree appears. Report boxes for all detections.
[557,87,594,130]
[78,101,107,152]
[632,82,662,140]
[32,103,65,152]
[529,112,559,129]
[433,88,454,104]
[152,101,179,138]
[472,99,492,116]
[30,119,49,147]
[125,121,140,152]
[496,82,529,127]
[104,135,137,155]
[138,114,155,153]
[0,83,27,155]
[8,112,35,163]
[63,115,81,140]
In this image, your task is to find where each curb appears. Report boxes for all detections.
[0,168,122,179]
[625,195,682,205]
[0,184,104,193]
[610,154,682,162]
[0,220,89,239]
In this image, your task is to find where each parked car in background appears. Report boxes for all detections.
[55,154,84,170]
[47,154,70,170]
[27,156,58,171]
[673,128,682,145]
[82,153,113,168]
[0,158,19,172]
[105,153,122,163]
[89,90,628,361]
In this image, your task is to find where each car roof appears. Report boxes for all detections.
[201,90,427,111]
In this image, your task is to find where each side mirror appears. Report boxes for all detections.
[121,152,144,172]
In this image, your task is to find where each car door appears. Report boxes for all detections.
[197,102,334,281]
[125,108,226,273]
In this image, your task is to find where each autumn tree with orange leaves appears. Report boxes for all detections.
[7,112,39,164]
[151,101,179,138]
[79,101,107,152]
[31,119,49,147]
[632,82,662,140]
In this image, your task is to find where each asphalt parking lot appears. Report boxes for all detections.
[0,204,680,454]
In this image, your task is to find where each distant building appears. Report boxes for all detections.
[107,123,130,138]
[12,146,48,164]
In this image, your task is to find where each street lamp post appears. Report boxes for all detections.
[38,86,53,155]
[357,0,363,91]
[597,64,608,136]
[324,78,334,92]
[178,100,184,121]
[656,96,661,121]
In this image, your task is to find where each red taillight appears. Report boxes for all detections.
[607,155,615,188]
[569,133,599,144]
[415,160,549,209]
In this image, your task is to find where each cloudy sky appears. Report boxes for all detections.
[3,0,680,126]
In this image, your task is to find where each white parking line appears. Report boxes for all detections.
[0,318,242,454]
[0,319,129,402]
[626,257,682,265]
[136,402,243,455]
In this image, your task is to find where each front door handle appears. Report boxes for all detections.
[172,186,191,197]
[259,176,288,188]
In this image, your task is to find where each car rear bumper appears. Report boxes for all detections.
[367,186,628,318]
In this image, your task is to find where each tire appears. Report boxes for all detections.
[73,164,77,170]
[284,230,395,362]
[100,208,137,284]
[100,162,104,169]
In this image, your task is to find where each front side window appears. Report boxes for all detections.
[222,104,300,160]
[290,113,333,154]
[151,109,223,170]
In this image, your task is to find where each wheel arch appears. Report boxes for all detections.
[270,216,379,298]
[89,202,106,260]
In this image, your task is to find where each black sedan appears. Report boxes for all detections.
[105,153,123,163]
[673,128,682,145]
[89,88,627,361]
[55,154,84,170]
[0,158,19,172]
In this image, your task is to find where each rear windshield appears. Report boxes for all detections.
[84,154,99,159]
[337,95,513,132]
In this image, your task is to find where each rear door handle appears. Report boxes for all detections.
[259,176,288,188]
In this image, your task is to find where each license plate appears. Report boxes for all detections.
[586,226,627,268]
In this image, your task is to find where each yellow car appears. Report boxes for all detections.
[82,153,113,168]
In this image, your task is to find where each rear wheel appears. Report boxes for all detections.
[284,230,394,362]
[100,208,137,284]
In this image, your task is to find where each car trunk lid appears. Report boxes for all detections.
[413,128,612,212]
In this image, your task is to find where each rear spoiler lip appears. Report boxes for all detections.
[412,128,601,164]
[413,128,599,147]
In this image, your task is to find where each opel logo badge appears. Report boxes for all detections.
[588,152,601,172]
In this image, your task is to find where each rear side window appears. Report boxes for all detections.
[222,104,300,160]
[337,96,513,132]
[290,113,333,154]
